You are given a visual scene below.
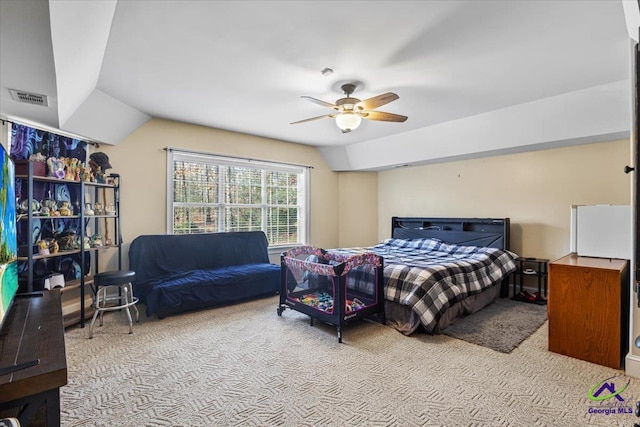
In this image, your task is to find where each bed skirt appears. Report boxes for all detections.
[384,282,501,335]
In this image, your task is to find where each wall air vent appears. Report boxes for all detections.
[9,89,49,107]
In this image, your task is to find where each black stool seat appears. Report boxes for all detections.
[94,270,136,287]
[89,270,139,339]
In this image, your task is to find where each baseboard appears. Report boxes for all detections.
[625,353,640,378]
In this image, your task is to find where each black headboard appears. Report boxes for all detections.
[391,217,510,250]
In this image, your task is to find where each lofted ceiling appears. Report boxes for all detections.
[0,0,634,170]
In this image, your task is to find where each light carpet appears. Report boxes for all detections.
[62,296,640,426]
[442,298,548,353]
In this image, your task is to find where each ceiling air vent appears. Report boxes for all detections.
[9,89,49,107]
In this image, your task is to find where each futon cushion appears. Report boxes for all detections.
[129,231,272,285]
[142,263,280,317]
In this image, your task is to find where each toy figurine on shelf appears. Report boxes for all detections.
[37,239,50,255]
[19,199,40,214]
[40,195,57,216]
[88,152,112,183]
[84,202,94,216]
[38,238,59,254]
[57,232,78,251]
[80,165,93,182]
[93,202,105,215]
[63,157,80,181]
[58,201,72,216]
[37,238,60,255]
[47,157,65,179]
[29,153,46,162]
[64,158,73,180]
[90,233,103,248]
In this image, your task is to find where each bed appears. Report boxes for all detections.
[331,217,518,335]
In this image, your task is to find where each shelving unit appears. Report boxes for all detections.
[16,161,121,328]
[511,257,548,304]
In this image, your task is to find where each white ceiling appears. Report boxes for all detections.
[0,0,634,170]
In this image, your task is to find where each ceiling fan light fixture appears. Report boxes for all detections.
[292,83,406,131]
[335,112,361,132]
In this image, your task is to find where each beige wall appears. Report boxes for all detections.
[337,172,378,248]
[99,118,351,268]
[378,139,631,262]
[100,118,629,268]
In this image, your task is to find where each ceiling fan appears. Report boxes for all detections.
[291,83,408,133]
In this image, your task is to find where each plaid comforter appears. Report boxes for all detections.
[331,238,517,332]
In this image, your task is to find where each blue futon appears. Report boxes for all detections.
[129,231,280,318]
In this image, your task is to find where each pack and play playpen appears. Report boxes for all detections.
[277,246,385,342]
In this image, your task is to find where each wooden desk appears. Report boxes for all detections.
[548,254,629,369]
[0,291,67,426]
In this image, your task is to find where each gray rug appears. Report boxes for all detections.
[442,298,548,353]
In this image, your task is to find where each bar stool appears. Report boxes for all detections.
[89,270,139,338]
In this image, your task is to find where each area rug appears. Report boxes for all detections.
[442,298,547,353]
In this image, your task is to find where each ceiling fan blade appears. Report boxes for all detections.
[359,111,408,122]
[301,96,338,109]
[354,92,399,111]
[290,114,335,124]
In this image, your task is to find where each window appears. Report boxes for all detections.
[167,150,309,247]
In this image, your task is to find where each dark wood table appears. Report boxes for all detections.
[0,290,67,426]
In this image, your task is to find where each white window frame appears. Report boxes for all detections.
[166,149,309,250]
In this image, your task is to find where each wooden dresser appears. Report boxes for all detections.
[548,254,630,369]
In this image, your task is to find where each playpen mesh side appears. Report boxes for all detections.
[282,247,381,315]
